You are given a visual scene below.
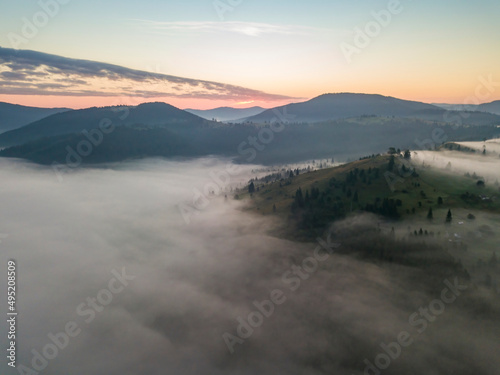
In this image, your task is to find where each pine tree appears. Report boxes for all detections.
[446,209,452,223]
[248,181,255,194]
[388,155,395,171]
[427,207,433,220]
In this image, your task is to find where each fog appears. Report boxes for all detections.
[412,146,500,183]
[458,138,500,155]
[0,157,499,375]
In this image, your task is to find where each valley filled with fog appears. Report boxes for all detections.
[1,157,499,375]
[412,139,500,183]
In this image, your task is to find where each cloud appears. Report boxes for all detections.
[129,20,329,37]
[0,157,499,375]
[0,47,297,101]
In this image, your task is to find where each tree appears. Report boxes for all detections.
[437,196,443,205]
[388,155,395,171]
[294,188,304,208]
[273,204,277,213]
[446,209,452,223]
[248,181,255,194]
[353,190,359,202]
[427,207,433,220]
[404,150,411,159]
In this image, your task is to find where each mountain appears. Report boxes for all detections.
[0,102,70,134]
[433,100,500,116]
[0,102,213,148]
[432,103,467,111]
[2,96,499,167]
[477,100,500,115]
[243,93,500,125]
[185,106,266,122]
[1,115,498,167]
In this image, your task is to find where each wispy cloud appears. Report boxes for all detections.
[0,47,297,101]
[129,20,328,37]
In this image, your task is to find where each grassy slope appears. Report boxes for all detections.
[243,155,500,215]
[239,154,500,241]
[239,152,500,290]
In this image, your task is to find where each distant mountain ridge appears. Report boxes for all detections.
[242,93,500,125]
[1,94,499,166]
[185,106,266,122]
[433,100,500,116]
[0,102,70,134]
[0,102,213,148]
[478,100,500,115]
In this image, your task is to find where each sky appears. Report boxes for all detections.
[0,0,500,109]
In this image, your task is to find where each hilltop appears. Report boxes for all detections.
[242,93,500,125]
[0,102,213,148]
[240,152,500,240]
[0,102,70,134]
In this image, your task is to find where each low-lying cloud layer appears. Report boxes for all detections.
[412,141,500,183]
[0,157,499,375]
[0,47,296,101]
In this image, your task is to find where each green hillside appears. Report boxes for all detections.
[239,153,500,239]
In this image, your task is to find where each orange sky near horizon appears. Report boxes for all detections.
[0,94,289,110]
[1,90,499,110]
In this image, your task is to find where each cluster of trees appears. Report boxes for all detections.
[344,167,380,187]
[388,147,411,159]
[289,165,406,231]
[460,191,482,204]
[330,223,470,284]
[364,198,400,218]
[359,154,381,161]
[291,187,347,232]
[412,228,435,236]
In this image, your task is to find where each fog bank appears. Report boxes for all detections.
[0,157,499,375]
